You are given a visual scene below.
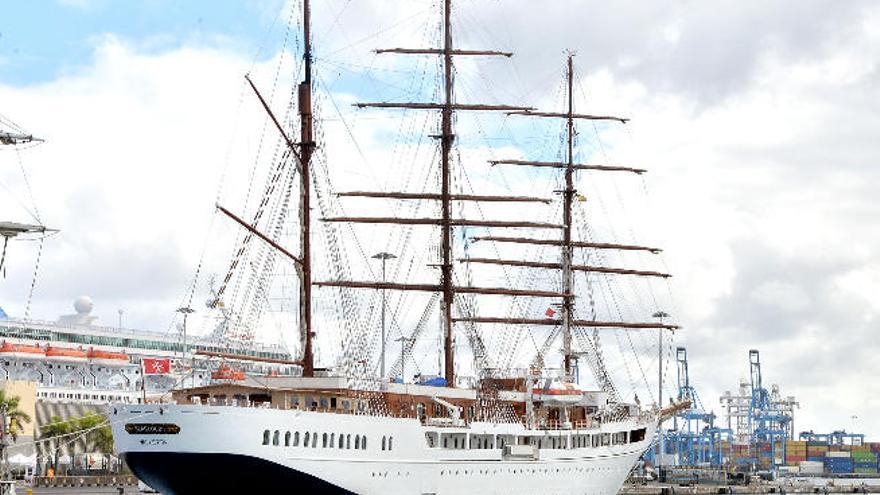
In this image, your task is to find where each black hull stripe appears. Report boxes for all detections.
[123,452,355,495]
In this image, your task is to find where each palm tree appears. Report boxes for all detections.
[41,414,114,474]
[40,415,71,474]
[0,389,32,442]
[76,414,113,453]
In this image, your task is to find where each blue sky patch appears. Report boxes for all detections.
[0,0,285,86]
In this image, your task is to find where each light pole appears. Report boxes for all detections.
[177,307,195,387]
[395,336,414,383]
[372,252,397,378]
[653,310,670,468]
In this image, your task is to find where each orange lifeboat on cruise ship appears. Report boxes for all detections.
[0,342,46,359]
[87,348,130,366]
[212,363,246,381]
[45,346,88,362]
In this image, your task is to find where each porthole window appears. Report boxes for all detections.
[388,437,393,451]
[330,433,335,448]
[338,433,344,449]
[362,436,367,449]
[262,430,271,446]
[293,432,300,447]
[323,433,328,448]
[346,434,351,449]
[305,432,311,446]
[285,431,291,447]
[272,430,280,446]
[382,436,387,451]
[312,432,318,448]
[355,435,361,450]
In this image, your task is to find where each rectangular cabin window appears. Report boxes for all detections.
[630,428,647,443]
[425,432,438,448]
[330,397,338,409]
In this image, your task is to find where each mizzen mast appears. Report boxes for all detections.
[459,54,678,379]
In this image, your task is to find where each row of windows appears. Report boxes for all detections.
[439,465,623,477]
[425,428,647,451]
[262,430,395,451]
[0,326,288,361]
[36,390,138,403]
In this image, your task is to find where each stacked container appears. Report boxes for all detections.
[786,440,807,465]
[800,461,824,475]
[852,450,878,475]
[807,441,828,462]
[825,451,854,474]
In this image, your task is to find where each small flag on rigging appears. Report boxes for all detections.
[576,194,587,202]
[545,307,556,318]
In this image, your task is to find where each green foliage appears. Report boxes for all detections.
[40,413,114,453]
[0,389,32,441]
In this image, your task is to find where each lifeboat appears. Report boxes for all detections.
[87,348,130,366]
[212,363,246,381]
[45,346,88,362]
[0,342,46,359]
[531,379,584,406]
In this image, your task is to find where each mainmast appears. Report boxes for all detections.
[561,55,575,376]
[319,0,547,387]
[299,0,316,377]
[439,0,456,394]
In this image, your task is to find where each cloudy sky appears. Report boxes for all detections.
[1,0,879,438]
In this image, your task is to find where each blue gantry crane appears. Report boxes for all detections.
[747,349,795,467]
[662,347,733,466]
[800,430,865,446]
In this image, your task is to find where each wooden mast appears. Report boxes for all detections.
[320,0,530,387]
[561,54,575,376]
[299,0,316,377]
[439,0,456,388]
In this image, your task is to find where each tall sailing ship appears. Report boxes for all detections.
[111,1,680,494]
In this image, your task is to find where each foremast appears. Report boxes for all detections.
[214,0,316,375]
[298,0,316,377]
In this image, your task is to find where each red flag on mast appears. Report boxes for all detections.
[143,358,171,375]
[545,307,556,318]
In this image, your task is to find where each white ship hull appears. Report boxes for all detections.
[111,404,655,495]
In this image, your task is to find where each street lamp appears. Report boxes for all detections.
[395,336,414,383]
[652,311,670,407]
[652,310,670,468]
[372,252,397,378]
[177,307,195,387]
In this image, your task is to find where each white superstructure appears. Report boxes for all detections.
[111,394,656,495]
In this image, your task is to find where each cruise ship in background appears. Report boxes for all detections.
[0,296,294,405]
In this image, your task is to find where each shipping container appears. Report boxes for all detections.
[827,451,852,458]
[800,461,824,475]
